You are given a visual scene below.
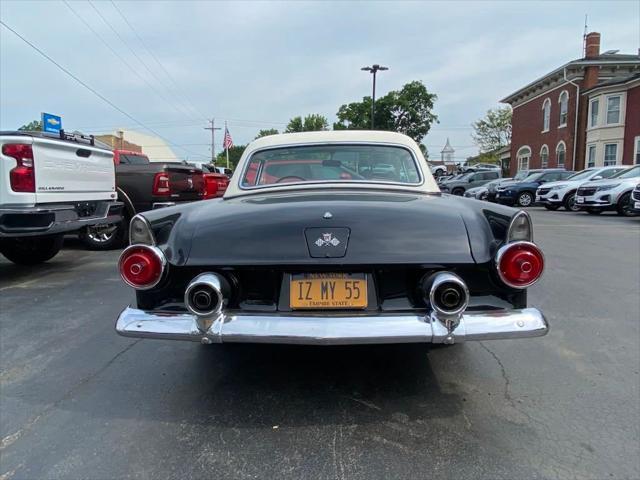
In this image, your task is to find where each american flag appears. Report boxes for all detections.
[223,126,233,150]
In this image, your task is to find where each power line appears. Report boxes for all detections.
[0,19,207,159]
[62,0,200,122]
[86,0,198,121]
[108,0,209,122]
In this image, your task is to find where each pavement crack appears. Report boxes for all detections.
[0,339,142,452]
[479,341,515,407]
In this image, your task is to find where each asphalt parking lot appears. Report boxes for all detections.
[1,208,639,480]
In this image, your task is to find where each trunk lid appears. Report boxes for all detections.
[185,191,475,266]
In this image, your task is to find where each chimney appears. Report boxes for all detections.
[584,32,600,59]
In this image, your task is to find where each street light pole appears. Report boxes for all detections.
[204,118,221,164]
[361,64,388,129]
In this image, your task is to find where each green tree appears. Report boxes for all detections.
[18,119,43,131]
[255,128,279,139]
[334,80,438,144]
[472,107,512,153]
[285,114,329,133]
[215,144,246,170]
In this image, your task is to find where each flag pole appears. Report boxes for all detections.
[225,121,230,169]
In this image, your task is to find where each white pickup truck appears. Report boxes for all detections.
[0,131,122,264]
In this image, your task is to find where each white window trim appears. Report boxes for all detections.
[516,145,531,171]
[586,144,597,168]
[605,94,622,126]
[540,144,549,168]
[558,90,569,128]
[603,142,620,166]
[556,140,567,167]
[541,98,551,133]
[588,98,599,129]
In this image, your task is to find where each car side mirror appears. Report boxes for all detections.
[591,175,603,181]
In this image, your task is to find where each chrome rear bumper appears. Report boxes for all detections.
[116,307,548,345]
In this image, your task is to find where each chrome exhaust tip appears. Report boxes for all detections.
[421,271,469,318]
[184,273,230,317]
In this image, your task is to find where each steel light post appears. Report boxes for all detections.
[361,64,389,129]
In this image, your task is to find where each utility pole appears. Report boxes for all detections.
[204,118,221,164]
[361,64,389,129]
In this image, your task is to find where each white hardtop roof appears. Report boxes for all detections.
[224,130,439,198]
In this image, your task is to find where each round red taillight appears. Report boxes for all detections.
[118,245,165,289]
[496,241,544,289]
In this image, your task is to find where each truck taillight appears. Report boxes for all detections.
[152,172,171,195]
[2,143,35,192]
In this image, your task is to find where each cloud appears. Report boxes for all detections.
[1,0,637,161]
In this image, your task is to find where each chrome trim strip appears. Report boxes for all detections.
[237,142,424,192]
[128,213,156,246]
[115,307,548,345]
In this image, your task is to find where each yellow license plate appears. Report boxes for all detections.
[290,273,367,309]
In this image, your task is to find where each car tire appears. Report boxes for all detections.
[544,204,560,211]
[80,221,128,250]
[616,192,636,217]
[0,234,64,265]
[452,188,465,196]
[516,191,534,207]
[563,192,580,212]
[586,208,602,215]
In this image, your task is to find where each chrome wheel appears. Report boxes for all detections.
[518,192,533,207]
[86,224,118,243]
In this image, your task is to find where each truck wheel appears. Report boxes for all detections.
[80,222,127,250]
[616,192,636,217]
[517,192,534,207]
[563,192,580,212]
[452,188,465,196]
[0,235,64,265]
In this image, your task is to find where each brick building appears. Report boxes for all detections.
[501,32,640,176]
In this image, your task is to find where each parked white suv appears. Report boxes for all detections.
[0,131,122,264]
[575,165,640,216]
[536,166,628,212]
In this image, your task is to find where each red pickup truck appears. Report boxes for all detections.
[200,164,229,199]
[81,150,205,249]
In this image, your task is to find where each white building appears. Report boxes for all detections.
[441,138,455,164]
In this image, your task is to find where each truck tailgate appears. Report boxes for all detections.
[167,165,204,201]
[33,136,116,203]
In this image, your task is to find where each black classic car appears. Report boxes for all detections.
[115,131,547,347]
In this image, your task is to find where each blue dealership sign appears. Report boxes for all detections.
[41,112,62,134]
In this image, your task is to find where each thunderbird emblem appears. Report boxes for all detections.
[315,232,341,247]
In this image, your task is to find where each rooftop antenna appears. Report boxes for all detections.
[582,14,588,57]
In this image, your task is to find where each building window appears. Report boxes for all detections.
[604,144,618,166]
[517,146,531,171]
[590,99,599,127]
[587,145,596,168]
[635,136,640,165]
[540,145,549,168]
[556,142,566,167]
[606,96,621,124]
[542,98,551,132]
[558,91,568,127]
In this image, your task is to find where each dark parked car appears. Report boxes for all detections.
[115,131,548,350]
[439,170,501,195]
[81,150,205,249]
[495,169,574,207]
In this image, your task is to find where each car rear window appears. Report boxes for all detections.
[241,145,421,188]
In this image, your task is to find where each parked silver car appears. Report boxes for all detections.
[575,165,640,216]
[440,170,502,196]
[464,178,509,200]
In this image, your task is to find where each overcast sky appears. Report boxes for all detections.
[1,0,639,162]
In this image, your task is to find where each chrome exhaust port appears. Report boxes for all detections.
[184,273,230,317]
